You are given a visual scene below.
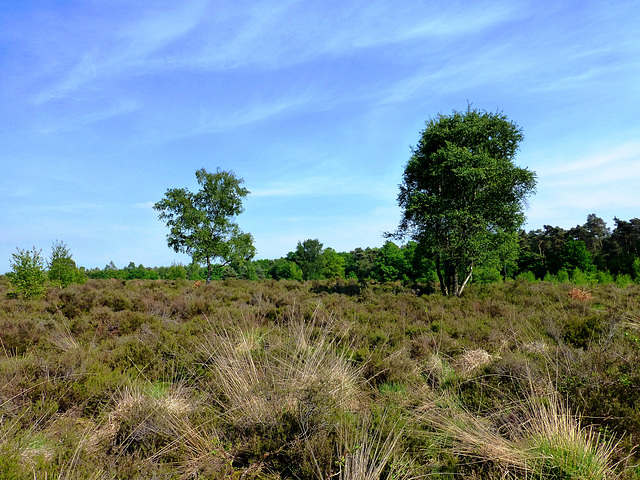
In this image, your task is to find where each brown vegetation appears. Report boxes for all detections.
[568,287,594,301]
[0,276,639,478]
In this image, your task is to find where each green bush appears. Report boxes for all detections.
[9,247,46,298]
[47,240,86,288]
[557,268,570,283]
[516,270,537,282]
[616,274,633,288]
[594,270,614,284]
[473,266,503,284]
[570,268,590,285]
[633,258,640,282]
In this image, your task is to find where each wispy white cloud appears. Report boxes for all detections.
[31,0,524,103]
[133,201,156,210]
[197,94,313,133]
[540,141,640,176]
[250,175,395,199]
[0,185,34,198]
[35,98,140,134]
[32,0,209,103]
[190,0,524,71]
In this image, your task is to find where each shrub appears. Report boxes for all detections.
[594,270,614,284]
[9,247,46,299]
[473,266,503,284]
[557,268,570,283]
[570,268,590,285]
[632,257,640,282]
[616,274,633,288]
[47,240,85,288]
[515,271,537,282]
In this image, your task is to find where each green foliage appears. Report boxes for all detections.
[616,273,633,288]
[570,268,591,285]
[633,257,640,281]
[594,270,614,284]
[122,261,158,280]
[473,266,503,284]
[9,247,47,298]
[557,268,570,283]
[516,270,537,282]
[559,239,595,272]
[154,168,256,283]
[393,107,537,296]
[271,258,303,280]
[47,240,86,288]
[321,247,345,279]
[169,262,188,280]
[348,247,378,280]
[287,238,325,280]
[372,241,407,282]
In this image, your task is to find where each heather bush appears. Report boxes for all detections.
[0,279,639,478]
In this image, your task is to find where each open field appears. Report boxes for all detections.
[1,276,640,479]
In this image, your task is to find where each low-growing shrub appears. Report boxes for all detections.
[0,278,638,478]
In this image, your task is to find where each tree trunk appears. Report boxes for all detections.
[458,264,473,296]
[206,256,212,283]
[435,256,448,295]
[452,265,460,297]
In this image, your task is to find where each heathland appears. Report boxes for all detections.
[1,276,640,479]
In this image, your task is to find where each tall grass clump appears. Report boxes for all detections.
[204,309,364,428]
[337,413,412,480]
[1,277,640,477]
[422,387,621,479]
[524,395,620,480]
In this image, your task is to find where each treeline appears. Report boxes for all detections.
[518,214,640,282]
[82,214,640,286]
[84,240,435,284]
[6,214,640,299]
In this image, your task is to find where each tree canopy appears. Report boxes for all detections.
[392,107,537,296]
[287,239,325,280]
[47,240,85,288]
[154,168,256,283]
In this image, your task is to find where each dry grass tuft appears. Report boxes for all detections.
[205,312,365,427]
[48,318,80,352]
[523,394,621,480]
[455,349,493,376]
[420,388,621,479]
[337,413,411,480]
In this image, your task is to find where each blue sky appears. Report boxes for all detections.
[1,0,639,273]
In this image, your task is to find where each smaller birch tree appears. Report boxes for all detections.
[154,168,256,283]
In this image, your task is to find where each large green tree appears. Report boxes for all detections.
[287,239,324,280]
[154,168,256,283]
[392,107,537,296]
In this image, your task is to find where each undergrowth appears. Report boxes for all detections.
[1,276,639,478]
